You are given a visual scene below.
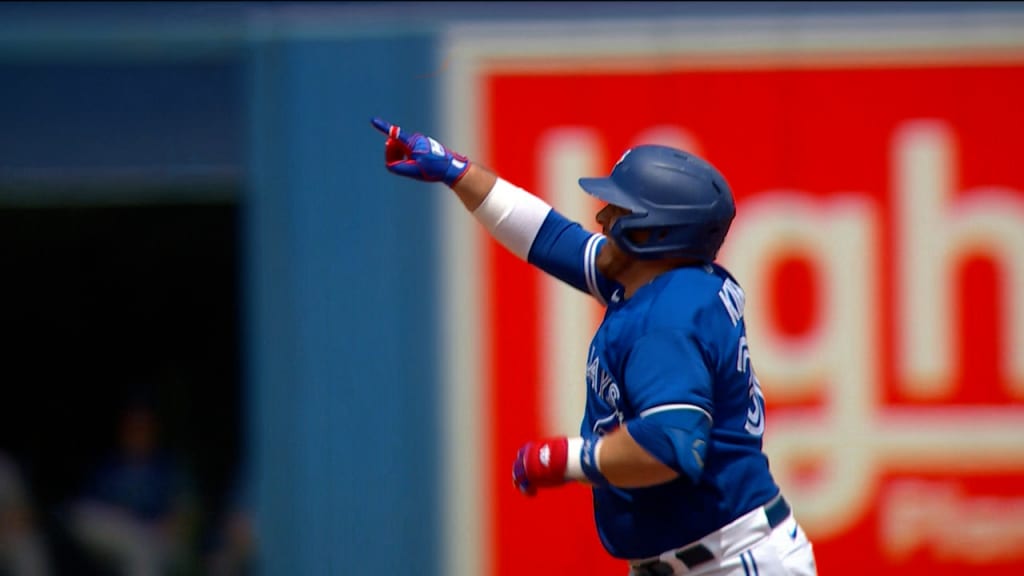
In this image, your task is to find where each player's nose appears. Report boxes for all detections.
[596,206,620,236]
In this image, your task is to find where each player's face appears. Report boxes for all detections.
[595,203,636,279]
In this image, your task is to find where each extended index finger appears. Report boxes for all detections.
[371,117,401,140]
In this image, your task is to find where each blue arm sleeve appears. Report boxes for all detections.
[526,209,620,305]
[625,409,711,483]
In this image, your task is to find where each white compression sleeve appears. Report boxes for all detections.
[565,436,585,481]
[471,178,552,260]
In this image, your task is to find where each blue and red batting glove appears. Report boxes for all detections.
[512,436,570,496]
[370,117,470,186]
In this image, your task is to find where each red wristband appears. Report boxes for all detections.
[522,436,569,487]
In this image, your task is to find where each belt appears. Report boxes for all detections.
[630,494,791,576]
[763,493,791,530]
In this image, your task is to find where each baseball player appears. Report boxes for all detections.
[371,117,818,576]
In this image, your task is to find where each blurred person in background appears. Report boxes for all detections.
[203,474,255,576]
[0,451,51,576]
[68,397,198,576]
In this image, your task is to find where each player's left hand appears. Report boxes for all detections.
[370,117,471,186]
[512,437,570,496]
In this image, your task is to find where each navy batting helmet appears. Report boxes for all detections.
[578,145,736,262]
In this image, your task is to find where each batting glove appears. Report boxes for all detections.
[371,117,471,186]
[512,437,571,496]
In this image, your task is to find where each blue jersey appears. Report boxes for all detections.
[528,209,780,560]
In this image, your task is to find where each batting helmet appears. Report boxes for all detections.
[578,145,736,262]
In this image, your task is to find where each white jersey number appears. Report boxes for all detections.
[737,336,766,437]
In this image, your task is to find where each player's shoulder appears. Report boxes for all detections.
[645,263,741,332]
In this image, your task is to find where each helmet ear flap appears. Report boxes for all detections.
[613,214,734,261]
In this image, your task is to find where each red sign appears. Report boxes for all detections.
[477,64,1024,576]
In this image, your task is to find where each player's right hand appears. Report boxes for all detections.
[370,117,471,186]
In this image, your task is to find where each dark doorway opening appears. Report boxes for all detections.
[0,200,243,574]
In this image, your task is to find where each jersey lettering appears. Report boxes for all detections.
[738,337,767,436]
[718,277,746,326]
[737,336,752,373]
[745,372,766,436]
[586,347,624,435]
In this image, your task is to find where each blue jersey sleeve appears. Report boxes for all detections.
[526,209,620,306]
[624,329,714,420]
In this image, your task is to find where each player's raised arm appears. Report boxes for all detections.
[370,117,619,305]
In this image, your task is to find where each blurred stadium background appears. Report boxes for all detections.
[0,2,1021,575]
